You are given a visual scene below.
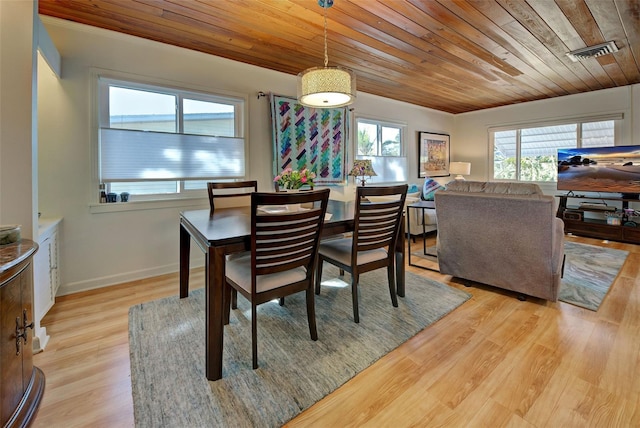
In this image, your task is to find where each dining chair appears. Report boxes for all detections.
[207,180,257,215]
[315,184,408,323]
[207,180,258,308]
[224,188,330,369]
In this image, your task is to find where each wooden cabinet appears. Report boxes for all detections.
[33,218,61,352]
[1,240,45,427]
[556,195,640,244]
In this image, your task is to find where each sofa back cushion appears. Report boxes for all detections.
[444,180,543,195]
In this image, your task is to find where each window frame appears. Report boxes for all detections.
[354,116,407,184]
[489,114,623,186]
[91,70,249,206]
[355,116,405,157]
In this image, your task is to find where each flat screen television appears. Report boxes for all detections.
[557,145,640,198]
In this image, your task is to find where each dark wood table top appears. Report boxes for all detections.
[180,199,356,245]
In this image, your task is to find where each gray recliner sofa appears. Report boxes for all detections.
[435,181,565,301]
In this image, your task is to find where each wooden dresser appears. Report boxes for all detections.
[1,240,45,427]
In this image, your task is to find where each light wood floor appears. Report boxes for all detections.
[32,235,640,427]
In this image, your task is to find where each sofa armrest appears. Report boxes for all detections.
[552,217,565,274]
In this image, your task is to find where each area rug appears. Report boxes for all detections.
[559,241,628,311]
[129,265,471,427]
[413,241,628,311]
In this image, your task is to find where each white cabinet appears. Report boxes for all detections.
[33,217,62,353]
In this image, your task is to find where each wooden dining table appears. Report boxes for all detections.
[179,199,406,381]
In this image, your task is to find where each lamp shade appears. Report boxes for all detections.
[297,66,356,108]
[449,162,471,180]
[348,159,377,186]
[349,159,377,177]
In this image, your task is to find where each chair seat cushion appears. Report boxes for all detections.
[319,238,388,266]
[226,255,307,293]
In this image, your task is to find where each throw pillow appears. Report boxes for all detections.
[422,178,445,201]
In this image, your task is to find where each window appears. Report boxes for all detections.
[357,119,402,156]
[355,118,406,183]
[491,117,619,183]
[98,77,246,199]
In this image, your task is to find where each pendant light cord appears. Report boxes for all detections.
[323,1,328,68]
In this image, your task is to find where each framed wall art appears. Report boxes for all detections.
[418,132,450,178]
[270,94,348,186]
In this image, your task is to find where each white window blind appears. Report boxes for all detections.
[100,128,245,181]
[356,156,407,183]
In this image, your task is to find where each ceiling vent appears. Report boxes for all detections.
[566,41,619,62]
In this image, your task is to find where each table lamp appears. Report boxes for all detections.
[348,160,377,186]
[449,162,471,180]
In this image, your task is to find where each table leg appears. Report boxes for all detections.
[206,246,226,381]
[179,223,190,298]
[407,206,413,268]
[396,218,406,297]
[422,208,427,255]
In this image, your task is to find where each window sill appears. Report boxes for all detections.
[89,197,208,214]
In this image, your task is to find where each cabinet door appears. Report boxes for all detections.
[49,230,60,296]
[20,264,34,391]
[0,270,25,425]
[33,236,52,321]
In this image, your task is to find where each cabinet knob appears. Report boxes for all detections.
[23,309,34,331]
[14,310,34,355]
[15,317,24,355]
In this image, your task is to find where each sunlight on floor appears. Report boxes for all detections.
[319,277,349,288]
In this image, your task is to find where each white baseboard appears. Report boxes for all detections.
[32,326,50,354]
[56,260,205,296]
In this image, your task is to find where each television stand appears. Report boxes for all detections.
[556,194,640,244]
[621,193,640,200]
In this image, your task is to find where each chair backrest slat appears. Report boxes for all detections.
[258,233,316,249]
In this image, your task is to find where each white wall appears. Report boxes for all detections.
[38,17,454,295]
[453,85,640,188]
[0,2,36,237]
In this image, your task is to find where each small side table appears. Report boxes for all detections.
[407,200,439,271]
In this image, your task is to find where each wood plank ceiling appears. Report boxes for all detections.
[38,0,640,114]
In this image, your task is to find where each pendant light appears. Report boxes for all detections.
[297,0,356,108]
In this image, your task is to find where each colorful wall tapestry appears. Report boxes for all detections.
[270,94,348,186]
